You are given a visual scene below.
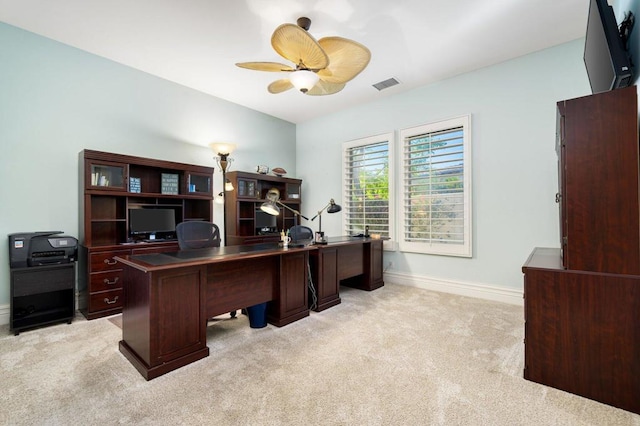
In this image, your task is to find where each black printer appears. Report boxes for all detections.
[8,231,78,268]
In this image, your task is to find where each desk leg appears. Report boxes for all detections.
[119,265,209,380]
[364,240,384,290]
[269,251,310,326]
[310,247,341,311]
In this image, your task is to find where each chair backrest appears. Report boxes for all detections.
[289,225,314,245]
[176,221,221,250]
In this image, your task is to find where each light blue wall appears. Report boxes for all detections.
[0,23,296,306]
[297,39,591,291]
[0,19,595,306]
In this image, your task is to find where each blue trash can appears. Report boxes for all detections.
[246,302,268,328]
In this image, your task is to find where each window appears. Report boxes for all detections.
[399,115,472,257]
[342,133,394,248]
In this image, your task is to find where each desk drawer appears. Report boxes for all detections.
[89,289,122,311]
[90,270,123,292]
[90,250,130,272]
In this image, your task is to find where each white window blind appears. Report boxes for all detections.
[343,133,394,246]
[399,116,471,257]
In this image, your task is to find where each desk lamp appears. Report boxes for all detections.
[311,199,342,244]
[260,188,309,226]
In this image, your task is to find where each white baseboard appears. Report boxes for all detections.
[0,304,9,326]
[384,271,523,306]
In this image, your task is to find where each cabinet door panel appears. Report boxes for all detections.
[155,267,206,363]
[338,245,364,280]
[560,86,640,274]
[279,252,308,316]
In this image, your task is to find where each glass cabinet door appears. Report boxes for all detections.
[88,161,127,190]
[286,183,301,200]
[237,179,258,198]
[186,172,212,194]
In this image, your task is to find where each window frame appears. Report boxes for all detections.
[398,115,472,257]
[342,132,395,251]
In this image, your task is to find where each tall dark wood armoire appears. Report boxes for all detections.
[523,85,640,415]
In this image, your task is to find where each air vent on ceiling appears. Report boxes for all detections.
[373,77,400,91]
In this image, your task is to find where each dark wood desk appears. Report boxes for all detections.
[116,244,313,380]
[309,237,384,311]
[114,238,384,380]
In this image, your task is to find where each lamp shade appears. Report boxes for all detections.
[289,70,319,93]
[209,142,237,155]
[265,188,280,202]
[327,199,342,213]
[260,201,280,216]
[261,188,281,215]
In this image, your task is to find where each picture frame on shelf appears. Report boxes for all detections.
[161,173,179,195]
[129,177,141,193]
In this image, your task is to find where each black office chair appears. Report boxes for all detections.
[289,225,314,246]
[175,221,236,318]
[176,221,221,249]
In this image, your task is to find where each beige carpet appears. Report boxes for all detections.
[0,283,638,426]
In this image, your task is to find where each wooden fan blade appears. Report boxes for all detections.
[236,62,295,72]
[268,79,294,94]
[316,37,371,84]
[306,79,346,96]
[271,24,329,70]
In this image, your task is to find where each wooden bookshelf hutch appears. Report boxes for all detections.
[224,171,303,245]
[79,150,214,319]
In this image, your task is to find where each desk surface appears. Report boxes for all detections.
[117,243,308,271]
[116,236,375,272]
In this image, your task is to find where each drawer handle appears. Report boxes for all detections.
[103,296,119,305]
[103,258,118,266]
[103,277,119,285]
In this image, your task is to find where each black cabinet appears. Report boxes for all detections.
[10,263,75,335]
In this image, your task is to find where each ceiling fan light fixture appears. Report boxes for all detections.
[289,70,319,93]
[238,17,369,96]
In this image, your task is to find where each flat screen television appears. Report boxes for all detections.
[583,0,633,94]
[129,208,176,237]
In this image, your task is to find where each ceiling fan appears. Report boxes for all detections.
[236,17,371,96]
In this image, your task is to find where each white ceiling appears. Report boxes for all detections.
[0,0,588,124]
